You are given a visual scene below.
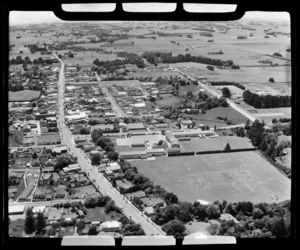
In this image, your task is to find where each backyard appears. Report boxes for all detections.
[84,207,122,223]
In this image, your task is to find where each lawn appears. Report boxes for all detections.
[156,95,181,108]
[185,221,211,235]
[9,219,25,237]
[180,136,254,152]
[132,151,291,204]
[9,90,41,102]
[85,207,122,223]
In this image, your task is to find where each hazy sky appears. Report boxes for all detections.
[9,3,290,25]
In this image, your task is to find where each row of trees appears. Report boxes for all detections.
[210,81,246,90]
[245,119,291,177]
[243,90,291,108]
[93,52,145,73]
[142,52,239,68]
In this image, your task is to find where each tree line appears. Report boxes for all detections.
[210,81,246,90]
[243,90,291,108]
[141,52,239,68]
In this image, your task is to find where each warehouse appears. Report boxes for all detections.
[119,151,147,160]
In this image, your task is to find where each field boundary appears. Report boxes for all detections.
[168,147,257,157]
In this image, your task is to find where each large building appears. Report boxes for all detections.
[119,151,147,160]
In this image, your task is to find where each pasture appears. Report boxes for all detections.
[184,107,248,127]
[132,151,291,204]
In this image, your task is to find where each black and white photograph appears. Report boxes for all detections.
[4,2,295,247]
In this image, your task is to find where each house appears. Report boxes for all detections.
[63,164,80,173]
[119,151,147,160]
[101,221,121,232]
[165,132,179,147]
[125,190,146,200]
[47,208,62,223]
[219,213,240,224]
[106,162,121,172]
[82,144,95,152]
[178,118,194,129]
[32,206,46,214]
[51,146,67,155]
[143,206,155,216]
[116,179,133,191]
[89,150,101,157]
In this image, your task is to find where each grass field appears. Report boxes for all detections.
[132,151,291,204]
[180,136,254,152]
[156,95,181,108]
[184,107,248,127]
[9,90,41,102]
[85,207,122,223]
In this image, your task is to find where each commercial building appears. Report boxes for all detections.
[9,205,25,215]
[145,148,166,157]
[126,123,146,131]
[119,151,147,160]
[63,164,81,173]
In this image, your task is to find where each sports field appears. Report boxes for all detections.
[132,151,291,204]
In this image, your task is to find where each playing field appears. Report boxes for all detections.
[132,151,291,204]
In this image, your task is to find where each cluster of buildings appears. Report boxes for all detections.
[64,66,97,83]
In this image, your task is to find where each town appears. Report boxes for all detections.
[8,14,291,242]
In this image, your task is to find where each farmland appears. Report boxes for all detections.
[132,152,291,204]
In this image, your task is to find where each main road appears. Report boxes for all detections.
[52,52,165,235]
[173,68,259,122]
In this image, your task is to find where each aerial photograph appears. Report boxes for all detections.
[7,7,291,242]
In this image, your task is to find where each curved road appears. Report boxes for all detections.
[53,53,165,236]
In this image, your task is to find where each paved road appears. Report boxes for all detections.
[173,68,258,122]
[52,52,165,235]
[101,87,126,118]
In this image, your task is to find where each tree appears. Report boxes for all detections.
[91,129,103,143]
[76,220,85,233]
[88,225,98,235]
[107,151,119,161]
[269,77,275,83]
[32,152,38,159]
[54,155,72,171]
[157,140,163,146]
[164,192,178,205]
[206,204,221,219]
[35,212,46,233]
[224,143,231,152]
[222,87,231,98]
[91,154,101,165]
[178,202,193,223]
[162,220,186,238]
[24,208,36,234]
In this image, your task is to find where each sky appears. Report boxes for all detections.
[9,3,290,25]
